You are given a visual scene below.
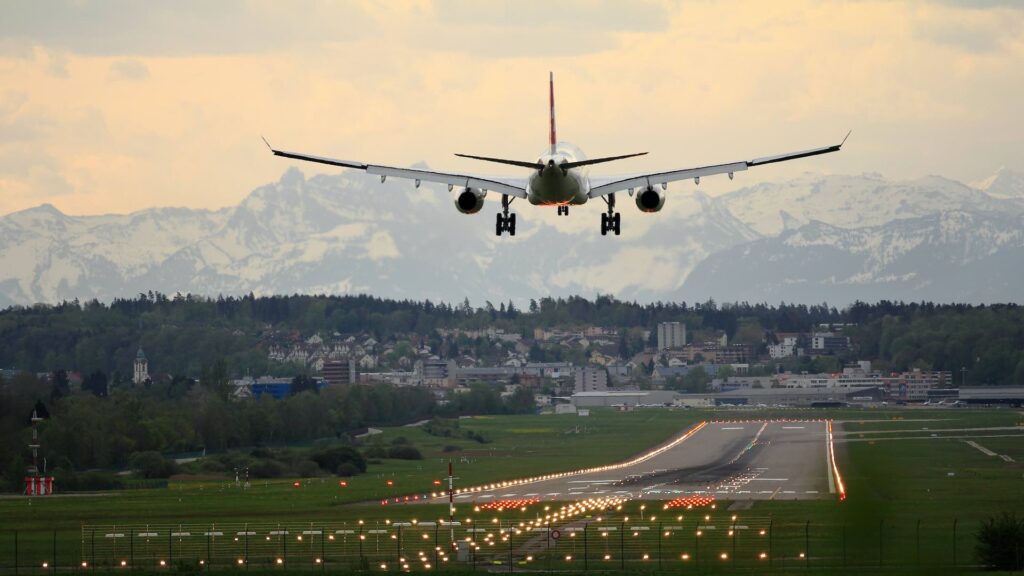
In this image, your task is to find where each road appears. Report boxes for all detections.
[434,420,833,504]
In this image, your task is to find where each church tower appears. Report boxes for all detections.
[133,347,149,384]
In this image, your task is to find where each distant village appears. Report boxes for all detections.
[3,317,1021,413]
[220,321,999,408]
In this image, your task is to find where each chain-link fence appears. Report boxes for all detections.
[0,515,989,573]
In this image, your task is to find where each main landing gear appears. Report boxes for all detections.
[600,193,621,236]
[496,194,516,236]
[557,205,570,216]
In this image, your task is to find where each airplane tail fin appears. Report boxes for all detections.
[549,71,557,155]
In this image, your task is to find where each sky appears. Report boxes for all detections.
[1,0,1022,216]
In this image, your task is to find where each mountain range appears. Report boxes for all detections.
[1,166,1022,307]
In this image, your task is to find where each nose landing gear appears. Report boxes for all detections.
[557,205,569,216]
[496,194,516,236]
[600,193,621,236]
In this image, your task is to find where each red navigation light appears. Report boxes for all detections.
[386,480,394,487]
[292,481,301,488]
[433,479,442,486]
[339,480,348,487]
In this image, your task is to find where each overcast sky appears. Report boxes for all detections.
[1,0,1022,216]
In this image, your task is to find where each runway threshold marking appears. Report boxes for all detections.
[722,426,745,430]
[963,440,997,456]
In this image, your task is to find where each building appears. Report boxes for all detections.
[321,359,358,386]
[133,348,149,384]
[880,369,951,401]
[657,322,687,350]
[709,386,885,407]
[417,359,456,387]
[958,386,1024,406]
[571,390,680,408]
[574,367,608,393]
[810,333,850,355]
[768,336,800,359]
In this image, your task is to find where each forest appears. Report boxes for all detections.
[2,293,1021,382]
[2,294,1024,491]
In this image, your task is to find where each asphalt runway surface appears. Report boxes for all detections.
[437,421,833,504]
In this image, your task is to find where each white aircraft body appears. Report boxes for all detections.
[266,73,848,236]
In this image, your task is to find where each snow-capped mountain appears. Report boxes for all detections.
[680,211,1024,303]
[1,166,1022,307]
[972,167,1024,199]
[0,167,757,307]
[716,172,1022,236]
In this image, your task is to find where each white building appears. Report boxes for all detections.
[768,336,799,359]
[657,322,686,350]
[133,348,149,384]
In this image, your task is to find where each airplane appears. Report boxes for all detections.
[265,73,849,237]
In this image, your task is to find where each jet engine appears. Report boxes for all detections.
[635,186,665,213]
[454,188,486,214]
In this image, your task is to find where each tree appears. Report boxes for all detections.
[976,512,1024,570]
[82,370,108,397]
[505,386,536,414]
[290,374,317,395]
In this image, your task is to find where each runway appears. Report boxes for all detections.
[433,420,833,504]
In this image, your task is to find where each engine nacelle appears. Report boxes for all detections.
[635,186,665,213]
[454,188,486,214]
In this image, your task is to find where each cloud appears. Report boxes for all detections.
[108,59,150,81]
[0,0,375,56]
[0,0,1022,217]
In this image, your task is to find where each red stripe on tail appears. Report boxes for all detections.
[549,72,556,155]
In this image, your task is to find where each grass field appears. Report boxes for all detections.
[1,406,1022,573]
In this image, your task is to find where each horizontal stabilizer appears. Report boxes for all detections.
[455,151,647,171]
[454,154,544,170]
[560,152,647,170]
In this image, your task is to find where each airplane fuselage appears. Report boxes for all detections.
[526,144,590,206]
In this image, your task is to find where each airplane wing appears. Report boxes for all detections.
[264,139,527,199]
[587,133,850,198]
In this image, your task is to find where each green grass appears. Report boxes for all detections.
[1,407,1022,573]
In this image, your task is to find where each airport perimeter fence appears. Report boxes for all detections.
[0,516,997,573]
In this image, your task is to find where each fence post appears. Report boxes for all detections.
[283,526,287,568]
[245,524,249,569]
[805,520,810,568]
[619,521,624,569]
[358,525,363,567]
[732,517,738,565]
[507,521,512,573]
[878,518,884,568]
[842,524,846,567]
[916,519,921,565]
[546,521,551,573]
[91,528,95,572]
[657,522,662,570]
[695,525,700,567]
[768,519,773,569]
[396,526,401,568]
[583,522,588,571]
[321,525,325,572]
[433,523,438,570]
[167,529,172,568]
[206,529,211,570]
[952,518,957,567]
[14,530,17,576]
[52,529,57,575]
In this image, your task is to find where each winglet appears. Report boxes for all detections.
[261,135,274,152]
[840,130,852,148]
